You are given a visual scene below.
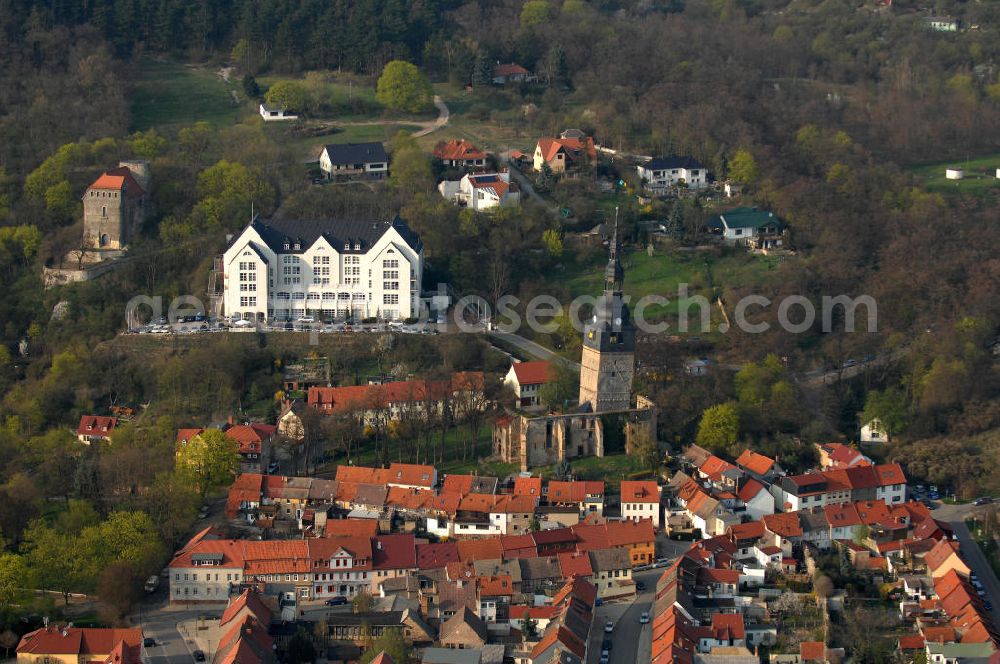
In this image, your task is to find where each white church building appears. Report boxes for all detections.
[222,216,423,322]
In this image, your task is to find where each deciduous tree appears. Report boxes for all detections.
[376,61,433,113]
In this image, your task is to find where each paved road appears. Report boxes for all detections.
[488,330,580,370]
[950,519,1000,623]
[585,568,663,664]
[133,600,227,664]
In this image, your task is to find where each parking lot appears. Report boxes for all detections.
[129,316,458,336]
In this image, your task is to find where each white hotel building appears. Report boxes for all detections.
[222,216,423,322]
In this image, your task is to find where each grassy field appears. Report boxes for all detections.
[911,154,1000,195]
[419,82,535,153]
[131,59,247,131]
[265,123,423,161]
[547,245,784,325]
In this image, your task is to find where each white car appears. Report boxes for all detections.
[297,316,316,324]
[604,621,614,633]
[639,612,650,624]
[232,319,253,328]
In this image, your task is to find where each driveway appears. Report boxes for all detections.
[488,330,579,370]
[502,159,560,216]
[413,96,449,137]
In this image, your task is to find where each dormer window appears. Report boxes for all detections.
[294,242,301,250]
[344,242,350,250]
[354,243,361,250]
[283,242,290,250]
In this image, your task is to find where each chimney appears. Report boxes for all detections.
[228,415,235,426]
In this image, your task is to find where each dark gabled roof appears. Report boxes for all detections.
[242,216,422,255]
[322,142,388,166]
[708,207,786,231]
[643,156,705,171]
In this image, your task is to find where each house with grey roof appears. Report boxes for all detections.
[320,142,389,181]
[707,207,787,250]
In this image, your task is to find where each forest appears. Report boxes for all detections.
[0,0,999,630]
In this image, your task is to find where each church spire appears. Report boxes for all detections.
[605,207,624,293]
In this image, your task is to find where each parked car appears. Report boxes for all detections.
[267,461,280,474]
[601,639,612,651]
[599,655,608,664]
[974,497,993,506]
[193,651,206,662]
[143,638,156,648]
[325,596,348,606]
[232,319,253,328]
[604,621,614,633]
[985,600,993,611]
[636,580,645,591]
[639,611,650,624]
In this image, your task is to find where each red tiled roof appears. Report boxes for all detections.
[925,539,963,573]
[89,167,145,198]
[17,628,143,657]
[335,466,392,484]
[326,519,378,538]
[77,415,118,438]
[495,63,530,77]
[308,373,483,413]
[513,476,543,497]
[388,462,436,487]
[699,455,738,479]
[220,590,272,627]
[763,512,803,538]
[605,518,656,547]
[370,652,395,664]
[442,474,474,495]
[373,534,417,570]
[727,520,765,541]
[800,642,826,661]
[548,480,604,503]
[433,139,486,162]
[709,613,745,640]
[509,605,558,620]
[535,137,596,164]
[735,449,775,476]
[478,574,514,596]
[558,552,593,578]
[511,361,553,386]
[620,480,660,503]
[416,541,460,569]
[176,427,204,444]
[737,478,767,502]
[226,424,275,454]
[699,567,740,584]
[457,538,503,563]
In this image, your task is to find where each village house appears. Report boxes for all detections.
[319,142,388,181]
[308,372,484,425]
[492,63,533,85]
[433,140,487,169]
[547,481,605,517]
[532,136,596,174]
[76,415,117,444]
[438,172,520,211]
[636,156,708,193]
[176,421,275,473]
[16,627,145,664]
[734,449,783,483]
[860,417,890,444]
[815,442,870,470]
[770,463,907,512]
[259,102,298,121]
[707,207,787,250]
[620,481,662,528]
[221,215,423,323]
[503,361,553,410]
[587,548,634,599]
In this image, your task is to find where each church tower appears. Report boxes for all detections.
[578,213,636,412]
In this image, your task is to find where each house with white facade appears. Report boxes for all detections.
[737,479,775,521]
[319,142,388,181]
[860,417,890,444]
[221,216,423,323]
[438,172,520,211]
[637,156,708,194]
[620,480,661,528]
[503,361,552,410]
[925,16,959,31]
[707,207,787,250]
[770,463,907,512]
[259,102,298,121]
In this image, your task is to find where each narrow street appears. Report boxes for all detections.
[585,567,664,664]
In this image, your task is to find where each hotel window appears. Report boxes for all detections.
[383,282,399,290]
[383,259,399,268]
[383,294,399,305]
